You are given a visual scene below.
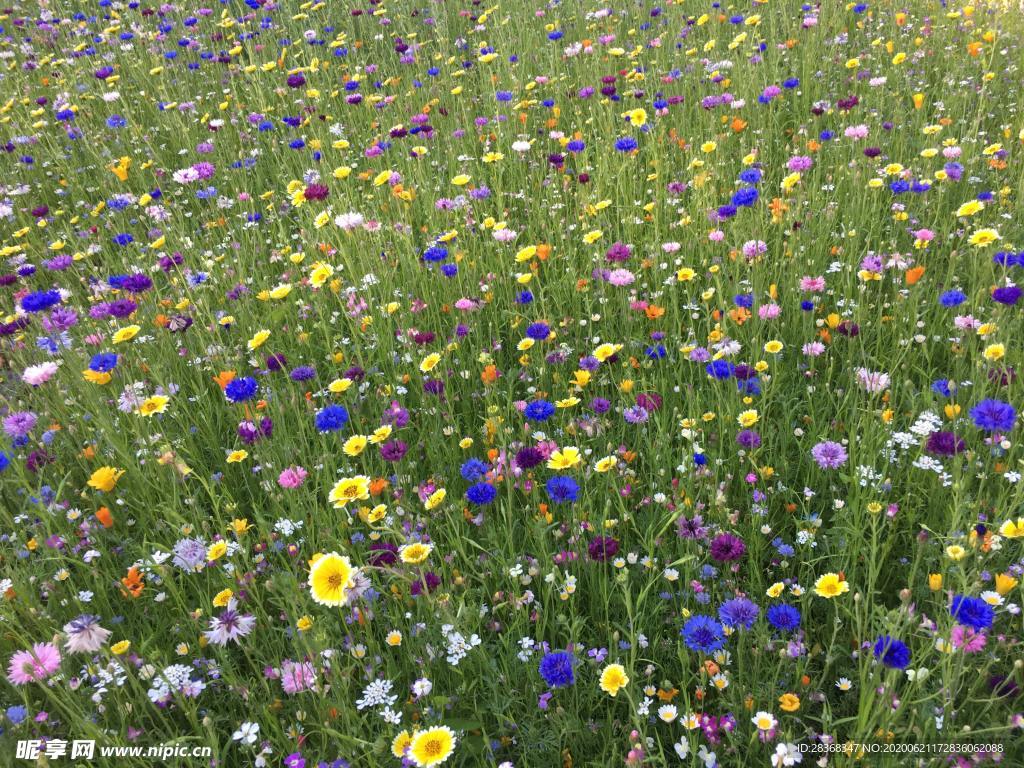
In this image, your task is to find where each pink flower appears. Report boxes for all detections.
[278,466,308,489]
[799,276,826,292]
[280,659,317,694]
[951,624,987,653]
[7,643,61,685]
[758,303,781,320]
[23,362,59,386]
[708,230,725,242]
[607,268,635,287]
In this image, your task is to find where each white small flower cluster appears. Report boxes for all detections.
[441,624,481,666]
[146,663,206,703]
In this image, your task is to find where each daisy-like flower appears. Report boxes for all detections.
[814,573,849,599]
[63,615,112,654]
[203,599,256,646]
[599,663,629,696]
[7,643,61,685]
[407,725,457,767]
[308,552,357,607]
[137,394,170,417]
[328,475,371,508]
[400,542,433,564]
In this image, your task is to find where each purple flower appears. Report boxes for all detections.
[925,431,965,456]
[810,440,848,469]
[588,536,619,562]
[709,533,745,562]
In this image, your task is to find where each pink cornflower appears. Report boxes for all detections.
[787,155,813,172]
[23,362,59,386]
[799,276,826,292]
[951,625,986,654]
[7,643,61,685]
[278,466,308,489]
[798,342,823,358]
[607,269,635,287]
[281,659,317,694]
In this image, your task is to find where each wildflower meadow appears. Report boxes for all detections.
[2,0,1024,765]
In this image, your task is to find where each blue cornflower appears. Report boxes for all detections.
[939,289,967,307]
[731,186,759,207]
[681,615,726,653]
[766,604,801,632]
[422,245,448,262]
[525,322,551,340]
[21,290,62,313]
[950,595,995,630]
[718,597,759,629]
[538,651,575,688]
[614,136,638,152]
[314,404,350,432]
[460,459,488,482]
[873,635,911,669]
[992,286,1022,306]
[224,377,258,403]
[524,400,556,422]
[733,293,754,308]
[89,353,119,373]
[465,482,497,505]
[969,399,1016,432]
[738,168,762,184]
[705,360,734,380]
[545,476,579,504]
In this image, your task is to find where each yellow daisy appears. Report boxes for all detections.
[408,726,457,767]
[308,552,357,606]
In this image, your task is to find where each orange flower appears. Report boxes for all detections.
[96,506,114,529]
[120,567,144,599]
[645,304,665,320]
[213,370,236,390]
[730,117,747,133]
[905,265,925,285]
[536,243,552,260]
[481,364,500,385]
[369,477,389,496]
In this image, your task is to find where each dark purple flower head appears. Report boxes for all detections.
[709,533,745,562]
[925,431,965,457]
[736,430,761,449]
[368,540,399,567]
[514,446,544,469]
[588,536,619,562]
[410,571,441,595]
[379,440,408,462]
